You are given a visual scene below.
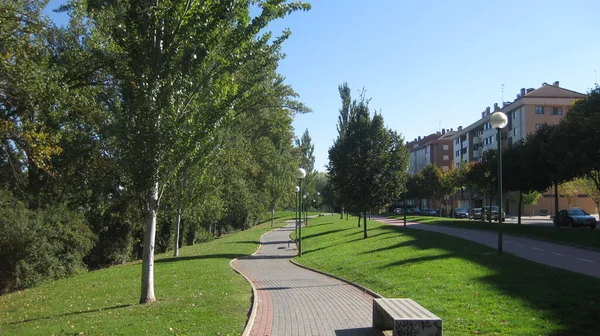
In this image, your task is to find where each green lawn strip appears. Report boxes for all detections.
[391,215,600,250]
[0,212,294,336]
[295,216,600,335]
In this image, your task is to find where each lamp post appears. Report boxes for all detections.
[295,168,306,256]
[294,185,300,242]
[303,194,308,226]
[490,111,508,254]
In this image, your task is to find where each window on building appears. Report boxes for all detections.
[513,127,518,136]
[455,138,460,144]
[443,144,449,150]
[443,155,449,160]
[461,148,467,154]
[536,124,545,131]
[551,107,563,115]
[535,106,544,114]
[455,150,460,156]
[513,110,518,119]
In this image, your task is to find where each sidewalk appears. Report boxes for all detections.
[231,221,383,336]
[374,216,600,278]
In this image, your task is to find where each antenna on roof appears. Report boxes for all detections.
[501,83,505,102]
[438,121,441,133]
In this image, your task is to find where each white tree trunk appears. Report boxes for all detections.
[140,181,158,304]
[174,204,181,257]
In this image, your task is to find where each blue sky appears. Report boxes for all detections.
[44,0,600,172]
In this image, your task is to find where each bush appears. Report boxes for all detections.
[0,190,95,293]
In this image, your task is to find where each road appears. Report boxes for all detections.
[374,216,600,279]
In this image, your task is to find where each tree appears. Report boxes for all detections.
[560,88,600,206]
[328,92,409,238]
[85,0,310,303]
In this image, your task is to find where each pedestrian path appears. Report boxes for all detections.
[231,221,383,336]
[374,216,600,279]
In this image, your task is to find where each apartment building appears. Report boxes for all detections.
[406,129,456,175]
[450,81,593,215]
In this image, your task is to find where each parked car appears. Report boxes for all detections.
[449,208,469,219]
[484,206,505,221]
[553,208,596,229]
[422,208,438,216]
[470,208,482,220]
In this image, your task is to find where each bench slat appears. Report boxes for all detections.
[376,298,439,319]
[373,298,443,336]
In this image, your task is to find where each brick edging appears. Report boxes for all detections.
[229,229,272,336]
[288,259,384,299]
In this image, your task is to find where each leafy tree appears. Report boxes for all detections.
[85,0,310,303]
[575,176,600,213]
[560,88,600,206]
[328,93,409,238]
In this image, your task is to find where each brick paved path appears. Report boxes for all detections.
[232,222,384,336]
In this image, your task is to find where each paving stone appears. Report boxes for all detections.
[232,221,384,336]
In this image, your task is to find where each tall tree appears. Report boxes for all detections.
[328,93,409,238]
[85,0,310,303]
[560,88,600,203]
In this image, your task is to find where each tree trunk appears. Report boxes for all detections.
[357,212,361,227]
[174,202,181,257]
[554,181,559,217]
[517,191,523,224]
[346,212,348,220]
[363,209,368,238]
[140,181,159,304]
[340,206,344,219]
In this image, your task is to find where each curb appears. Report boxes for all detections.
[289,259,383,299]
[229,229,272,336]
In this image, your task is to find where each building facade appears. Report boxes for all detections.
[407,129,456,175]
[449,81,594,215]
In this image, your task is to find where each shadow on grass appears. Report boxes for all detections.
[4,304,134,326]
[156,253,246,263]
[303,228,349,240]
[381,253,454,269]
[375,224,600,336]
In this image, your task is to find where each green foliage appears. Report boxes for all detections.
[0,190,95,293]
[522,191,542,206]
[328,87,409,229]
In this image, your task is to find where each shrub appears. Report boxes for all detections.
[0,190,95,293]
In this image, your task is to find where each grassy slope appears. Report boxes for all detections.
[295,215,600,336]
[392,215,600,250]
[0,212,295,336]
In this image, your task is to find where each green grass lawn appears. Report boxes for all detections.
[0,212,295,336]
[390,215,600,250]
[295,215,600,335]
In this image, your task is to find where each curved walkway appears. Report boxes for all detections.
[374,216,600,279]
[231,222,383,336]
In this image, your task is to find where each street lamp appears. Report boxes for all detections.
[294,185,300,242]
[303,194,308,227]
[295,168,306,256]
[490,111,508,254]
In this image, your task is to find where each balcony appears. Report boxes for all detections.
[472,136,482,144]
[472,149,481,158]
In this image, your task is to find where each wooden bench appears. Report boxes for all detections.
[373,298,442,336]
